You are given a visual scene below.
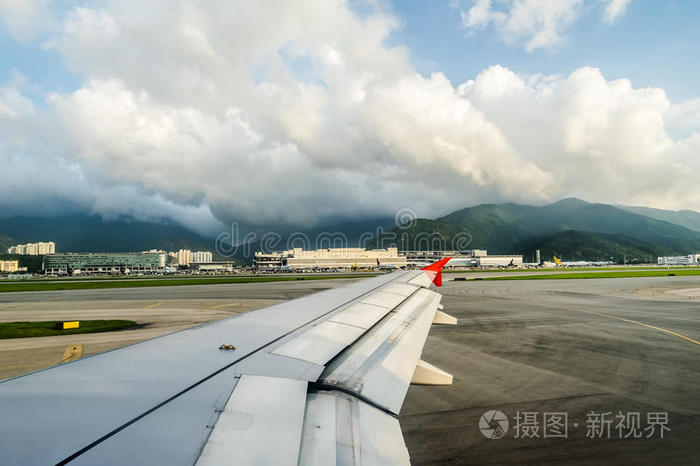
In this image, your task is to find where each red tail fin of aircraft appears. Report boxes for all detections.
[421,257,451,287]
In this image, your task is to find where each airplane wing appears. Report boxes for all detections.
[0,259,456,465]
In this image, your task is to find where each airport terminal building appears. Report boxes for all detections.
[254,247,407,270]
[254,247,521,270]
[43,252,168,275]
[657,254,700,266]
[404,250,522,267]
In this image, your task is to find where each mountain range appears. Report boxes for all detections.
[393,198,700,263]
[1,199,700,264]
[0,214,213,254]
[618,205,700,233]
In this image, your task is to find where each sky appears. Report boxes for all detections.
[0,0,699,235]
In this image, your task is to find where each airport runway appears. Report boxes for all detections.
[1,275,698,464]
[0,279,358,380]
[0,279,357,303]
[402,276,700,465]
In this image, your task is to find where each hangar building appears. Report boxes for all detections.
[43,252,167,275]
[254,247,406,270]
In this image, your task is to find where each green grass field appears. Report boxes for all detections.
[0,320,138,339]
[0,274,372,293]
[444,266,696,274]
[475,269,700,281]
[0,272,375,283]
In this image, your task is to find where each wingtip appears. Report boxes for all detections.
[421,257,451,286]
[421,256,451,272]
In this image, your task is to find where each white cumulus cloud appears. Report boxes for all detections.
[0,0,698,235]
[459,65,692,205]
[458,0,633,51]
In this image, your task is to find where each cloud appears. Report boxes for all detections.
[666,98,700,140]
[458,0,583,51]
[459,65,690,205]
[461,0,498,30]
[0,70,36,117]
[90,186,224,236]
[0,0,54,41]
[602,0,632,23]
[457,0,632,51]
[36,0,554,226]
[0,0,698,235]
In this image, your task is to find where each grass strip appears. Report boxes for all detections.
[0,320,138,339]
[474,270,700,281]
[444,266,698,274]
[0,275,372,293]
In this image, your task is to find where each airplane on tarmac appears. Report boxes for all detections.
[0,258,456,465]
[377,258,399,270]
[553,255,614,267]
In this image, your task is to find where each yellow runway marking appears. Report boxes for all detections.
[540,303,700,347]
[207,302,242,310]
[144,302,162,309]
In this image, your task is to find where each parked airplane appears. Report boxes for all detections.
[0,258,456,465]
[553,255,613,267]
[376,258,398,270]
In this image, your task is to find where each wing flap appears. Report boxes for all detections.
[320,288,442,414]
[298,391,410,466]
[196,375,307,466]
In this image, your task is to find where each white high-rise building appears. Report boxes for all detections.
[177,249,193,266]
[192,251,213,263]
[7,242,55,255]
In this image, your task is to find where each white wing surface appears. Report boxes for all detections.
[0,259,455,465]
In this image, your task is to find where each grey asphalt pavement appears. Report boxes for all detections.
[0,279,355,303]
[401,276,700,465]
